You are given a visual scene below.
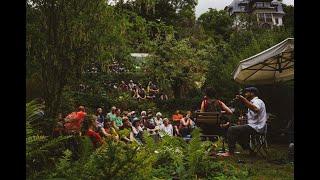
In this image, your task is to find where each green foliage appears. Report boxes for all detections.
[144,37,209,98]
[26,100,72,179]
[35,127,253,179]
[27,0,135,116]
[198,9,233,41]
[283,4,294,32]
[27,1,294,178]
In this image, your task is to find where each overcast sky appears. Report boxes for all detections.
[195,0,294,18]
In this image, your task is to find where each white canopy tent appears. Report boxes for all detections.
[232,38,294,85]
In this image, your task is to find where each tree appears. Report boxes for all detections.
[27,0,124,116]
[204,42,239,101]
[115,0,198,39]
[282,4,294,31]
[144,37,208,98]
[198,8,233,41]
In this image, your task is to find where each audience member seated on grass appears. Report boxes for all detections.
[128,111,137,122]
[200,87,233,115]
[132,118,144,144]
[128,80,135,91]
[106,106,117,121]
[141,115,156,134]
[179,112,194,137]
[137,88,147,100]
[122,110,128,118]
[150,82,159,94]
[172,110,183,136]
[96,108,105,131]
[186,111,195,127]
[64,106,87,134]
[159,118,173,137]
[119,80,128,91]
[101,120,119,141]
[147,81,152,94]
[111,108,123,130]
[132,85,139,99]
[153,112,163,127]
[147,81,158,99]
[83,115,103,148]
[140,111,147,118]
[147,110,156,126]
[140,115,147,130]
[119,118,136,144]
[219,87,267,157]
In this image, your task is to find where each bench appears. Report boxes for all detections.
[194,112,221,141]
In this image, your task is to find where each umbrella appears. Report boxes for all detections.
[232,38,294,85]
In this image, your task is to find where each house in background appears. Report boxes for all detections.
[225,0,285,29]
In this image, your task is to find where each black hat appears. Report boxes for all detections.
[244,87,260,96]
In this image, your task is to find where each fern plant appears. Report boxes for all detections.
[26,100,72,179]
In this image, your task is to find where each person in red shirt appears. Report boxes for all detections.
[64,106,87,133]
[172,110,183,136]
[83,115,103,148]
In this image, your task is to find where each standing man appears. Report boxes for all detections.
[220,87,267,157]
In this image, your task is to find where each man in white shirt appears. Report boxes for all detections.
[154,112,163,127]
[220,87,267,157]
[159,118,173,137]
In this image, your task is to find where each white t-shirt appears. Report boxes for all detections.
[159,124,173,137]
[247,97,267,133]
[154,118,163,126]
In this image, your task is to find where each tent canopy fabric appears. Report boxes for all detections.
[232,38,294,85]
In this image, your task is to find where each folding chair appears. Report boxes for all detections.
[249,124,268,158]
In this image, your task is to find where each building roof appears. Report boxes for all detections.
[271,0,285,14]
[226,0,248,15]
[226,0,285,15]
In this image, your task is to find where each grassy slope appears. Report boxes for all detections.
[214,144,294,180]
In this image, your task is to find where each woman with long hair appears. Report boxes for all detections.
[82,115,103,148]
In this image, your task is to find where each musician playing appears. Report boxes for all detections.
[219,87,267,157]
[200,87,233,154]
[200,87,233,115]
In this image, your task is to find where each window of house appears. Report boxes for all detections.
[264,2,270,7]
[275,18,279,24]
[265,13,272,22]
[256,2,263,8]
[258,13,265,22]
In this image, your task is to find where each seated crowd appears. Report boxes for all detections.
[54,106,195,147]
[53,86,269,158]
[119,80,168,101]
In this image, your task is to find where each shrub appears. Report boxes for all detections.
[26,100,72,179]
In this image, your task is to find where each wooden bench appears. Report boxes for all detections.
[194,112,221,141]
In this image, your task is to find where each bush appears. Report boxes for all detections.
[26,100,72,179]
[32,128,250,179]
